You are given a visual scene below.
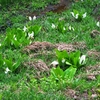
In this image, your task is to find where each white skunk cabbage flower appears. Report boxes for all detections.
[51,23,56,29]
[62,58,66,63]
[29,16,36,21]
[71,12,79,19]
[5,67,11,74]
[28,31,34,39]
[82,12,87,18]
[96,21,100,27]
[51,61,58,67]
[69,26,74,31]
[23,26,27,32]
[79,55,86,65]
[33,16,36,20]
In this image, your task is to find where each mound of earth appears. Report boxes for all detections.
[24,41,87,53]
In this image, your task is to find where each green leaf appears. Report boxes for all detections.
[69,51,81,67]
[73,9,79,15]
[58,21,66,33]
[28,25,42,36]
[0,54,3,67]
[4,59,13,70]
[12,39,20,48]
[12,60,21,72]
[51,66,64,77]
[66,61,72,66]
[56,50,69,67]
[63,67,77,81]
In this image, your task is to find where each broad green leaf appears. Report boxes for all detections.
[51,66,64,76]
[12,40,20,48]
[56,50,69,67]
[4,59,13,70]
[73,9,79,15]
[28,25,42,36]
[63,67,77,81]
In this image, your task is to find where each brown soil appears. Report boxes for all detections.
[56,43,75,52]
[87,50,100,60]
[23,41,56,53]
[64,88,98,100]
[86,64,100,76]
[24,41,87,53]
[28,60,49,71]
[24,60,50,78]
[90,30,100,38]
[77,63,100,81]
[27,0,71,18]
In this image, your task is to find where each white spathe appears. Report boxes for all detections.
[51,23,56,29]
[33,16,36,20]
[28,31,34,39]
[62,58,66,63]
[96,21,100,27]
[29,16,32,21]
[70,12,79,19]
[79,55,86,65]
[29,16,36,21]
[23,26,27,32]
[82,12,87,18]
[51,61,58,67]
[5,67,11,74]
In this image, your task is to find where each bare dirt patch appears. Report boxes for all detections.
[64,88,98,100]
[24,60,50,78]
[25,60,49,71]
[72,41,87,50]
[24,41,87,53]
[86,64,100,77]
[90,30,100,38]
[77,63,100,81]
[24,41,56,53]
[56,43,75,52]
[26,0,71,17]
[87,50,100,60]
